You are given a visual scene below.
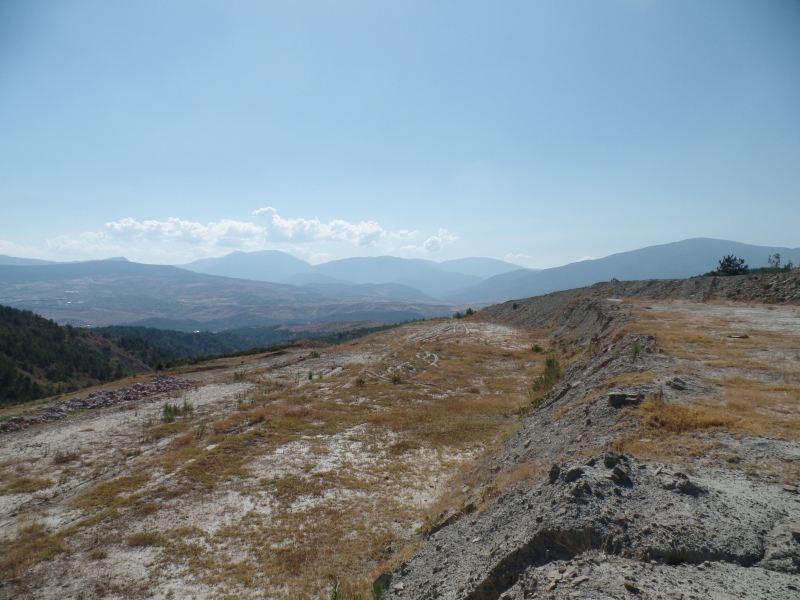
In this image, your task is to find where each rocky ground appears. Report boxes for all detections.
[384,293,800,600]
[0,376,194,434]
[1,279,799,599]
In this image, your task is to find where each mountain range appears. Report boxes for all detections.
[0,238,796,330]
[446,238,800,302]
[180,253,525,299]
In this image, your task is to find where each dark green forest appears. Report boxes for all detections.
[0,305,123,405]
[2,305,409,405]
[96,323,403,370]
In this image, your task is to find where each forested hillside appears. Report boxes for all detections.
[95,323,403,369]
[0,305,133,405]
[96,326,245,363]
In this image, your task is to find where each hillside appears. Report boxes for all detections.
[0,274,798,598]
[0,260,451,329]
[0,305,148,405]
[448,238,800,302]
[95,321,398,367]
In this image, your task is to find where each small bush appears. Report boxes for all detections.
[162,403,178,423]
[309,350,320,358]
[163,401,193,422]
[530,357,561,393]
[330,578,343,600]
[308,370,314,380]
[629,341,642,361]
[233,370,246,382]
[531,344,543,353]
[355,377,365,387]
[390,373,402,384]
[373,582,387,600]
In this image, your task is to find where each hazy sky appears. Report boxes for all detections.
[1,0,798,267]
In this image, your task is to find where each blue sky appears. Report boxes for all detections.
[1,0,798,267]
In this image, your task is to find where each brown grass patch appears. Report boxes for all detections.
[494,461,543,492]
[1,476,54,495]
[147,421,191,439]
[72,473,149,511]
[211,412,247,434]
[0,524,68,581]
[52,450,81,465]
[639,397,737,433]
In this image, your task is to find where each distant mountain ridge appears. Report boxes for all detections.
[447,238,800,302]
[179,251,526,299]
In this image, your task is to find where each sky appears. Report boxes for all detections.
[0,0,798,268]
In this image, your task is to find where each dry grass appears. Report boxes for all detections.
[0,322,546,596]
[638,397,737,433]
[143,327,537,597]
[611,302,800,461]
[0,524,68,581]
[71,473,150,511]
[52,450,81,465]
[1,475,54,495]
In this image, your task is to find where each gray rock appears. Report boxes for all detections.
[608,392,643,407]
[612,464,630,485]
[564,466,584,482]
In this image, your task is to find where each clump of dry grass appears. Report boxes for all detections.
[639,397,737,434]
[52,450,80,465]
[72,473,149,511]
[1,476,54,495]
[0,524,68,581]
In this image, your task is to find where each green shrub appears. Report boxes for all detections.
[162,403,178,423]
[530,357,561,393]
[330,578,343,600]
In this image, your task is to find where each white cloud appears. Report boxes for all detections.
[389,229,418,240]
[402,229,457,253]
[253,207,385,246]
[35,209,455,263]
[287,245,330,265]
[105,217,266,248]
[0,239,40,257]
[44,232,120,257]
[506,252,532,260]
[576,255,595,262]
